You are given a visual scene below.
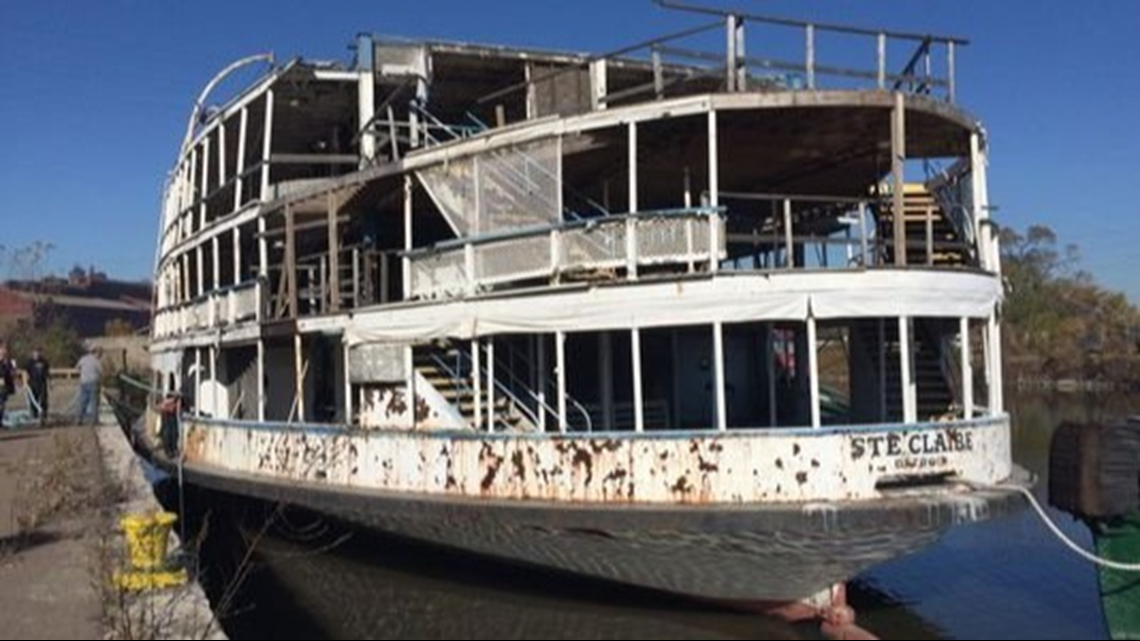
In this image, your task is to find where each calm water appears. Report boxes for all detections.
[188,393,1135,640]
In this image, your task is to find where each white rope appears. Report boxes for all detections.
[969,480,1140,572]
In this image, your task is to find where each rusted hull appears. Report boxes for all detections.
[140,412,1025,602]
[171,456,1025,602]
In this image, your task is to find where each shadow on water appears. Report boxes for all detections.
[157,392,1135,640]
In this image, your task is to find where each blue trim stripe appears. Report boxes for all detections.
[186,414,1008,442]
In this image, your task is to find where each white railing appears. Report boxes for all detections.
[153,279,262,340]
[407,208,725,300]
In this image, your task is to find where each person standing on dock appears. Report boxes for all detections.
[0,344,14,428]
[23,348,50,426]
[76,347,103,425]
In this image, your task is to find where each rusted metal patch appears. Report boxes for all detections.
[186,417,1012,505]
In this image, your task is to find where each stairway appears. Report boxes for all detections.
[413,342,538,432]
[878,184,971,267]
[854,319,955,422]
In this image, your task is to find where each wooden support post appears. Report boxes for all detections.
[925,204,935,266]
[891,92,908,266]
[284,204,297,318]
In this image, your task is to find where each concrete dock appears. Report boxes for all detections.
[0,422,224,640]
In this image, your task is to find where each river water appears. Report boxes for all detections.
[188,393,1135,640]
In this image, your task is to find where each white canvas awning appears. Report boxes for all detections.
[344,270,1001,346]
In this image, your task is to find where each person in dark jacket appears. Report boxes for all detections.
[23,348,50,426]
[0,344,15,428]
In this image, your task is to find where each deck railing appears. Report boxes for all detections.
[406,208,725,301]
[153,279,262,339]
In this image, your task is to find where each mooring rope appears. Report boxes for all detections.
[965,480,1140,572]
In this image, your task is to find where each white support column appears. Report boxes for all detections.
[671,330,682,430]
[990,310,1003,414]
[359,69,377,165]
[590,59,608,111]
[892,91,907,267]
[260,89,274,200]
[599,332,614,430]
[879,319,887,421]
[233,227,242,285]
[971,132,991,271]
[234,107,248,211]
[210,345,219,418]
[471,339,482,430]
[805,24,816,89]
[404,345,415,429]
[783,199,794,268]
[537,335,548,432]
[218,122,227,191]
[627,122,639,279]
[199,136,210,229]
[344,340,353,425]
[195,246,204,299]
[194,348,202,417]
[211,236,220,292]
[556,331,567,434]
[713,321,727,431]
[403,175,413,298]
[707,110,720,273]
[487,338,496,432]
[766,323,778,427]
[256,339,266,421]
[859,202,870,266]
[294,333,305,422]
[960,317,974,418]
[807,316,821,428]
[899,317,917,423]
[632,328,644,433]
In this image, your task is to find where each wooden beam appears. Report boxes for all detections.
[284,204,297,319]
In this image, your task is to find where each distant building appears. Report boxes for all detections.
[0,269,152,338]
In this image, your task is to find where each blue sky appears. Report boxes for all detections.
[1,1,1137,301]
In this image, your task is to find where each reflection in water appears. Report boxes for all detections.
[853,393,1135,640]
[176,393,1135,640]
[181,495,806,640]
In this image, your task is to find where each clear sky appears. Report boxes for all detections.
[1,1,1137,301]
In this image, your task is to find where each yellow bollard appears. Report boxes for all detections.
[114,511,188,591]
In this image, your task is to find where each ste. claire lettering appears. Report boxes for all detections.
[850,430,973,460]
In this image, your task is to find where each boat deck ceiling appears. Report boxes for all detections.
[270,91,972,216]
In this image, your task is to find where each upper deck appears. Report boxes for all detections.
[152,3,996,346]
